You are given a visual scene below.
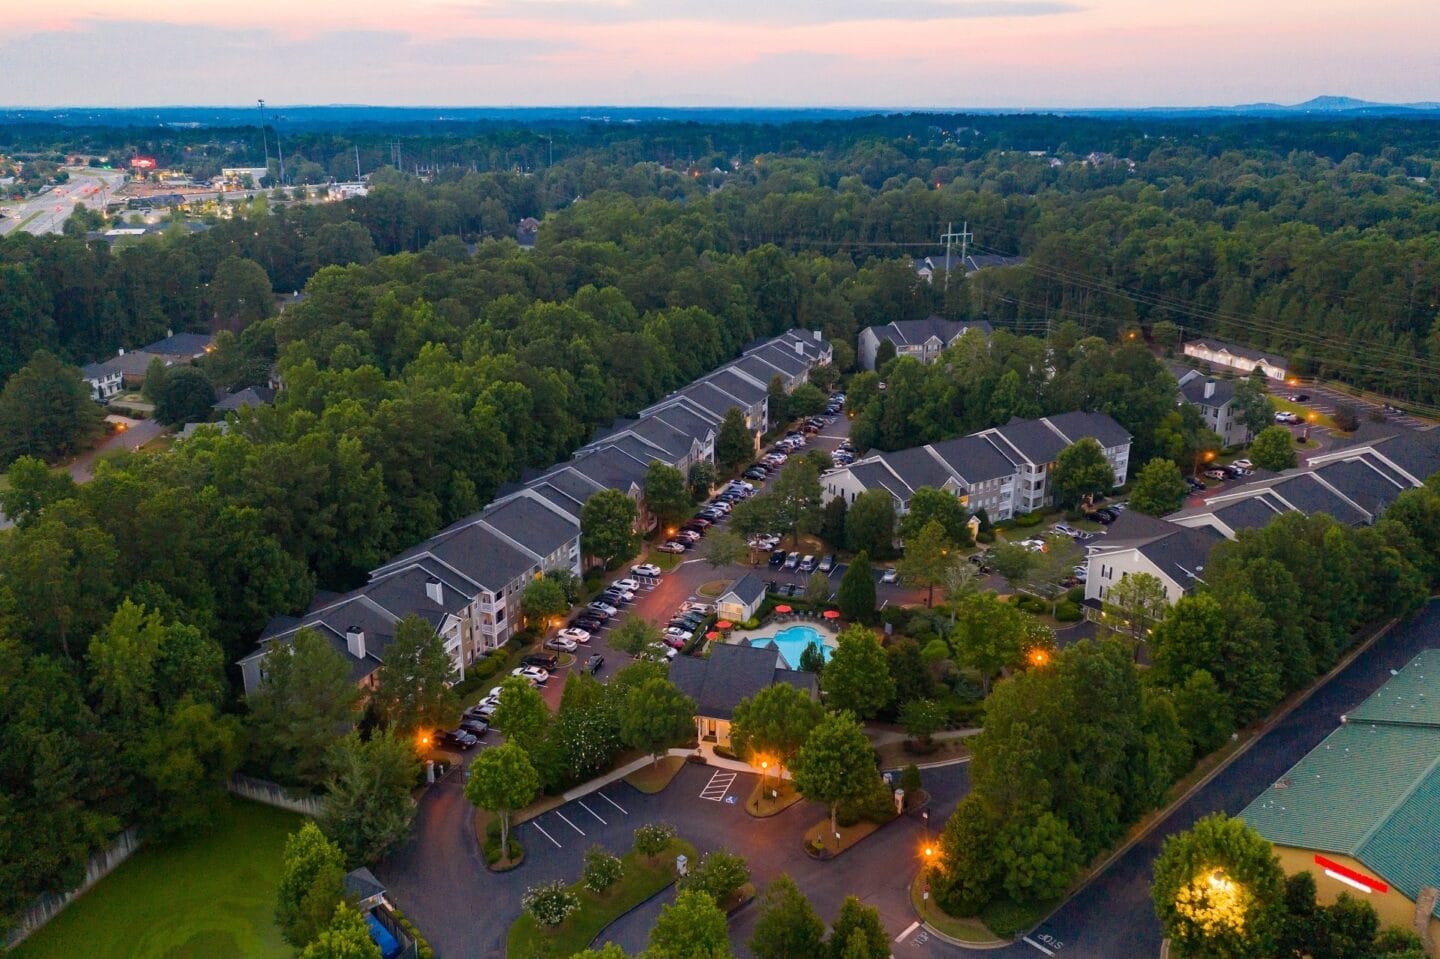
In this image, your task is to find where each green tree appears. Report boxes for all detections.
[821,627,894,718]
[688,460,718,500]
[299,902,381,959]
[899,698,946,748]
[645,460,692,532]
[1129,458,1190,516]
[464,742,540,866]
[716,407,754,469]
[704,529,748,569]
[0,456,75,528]
[154,366,217,425]
[521,577,570,626]
[139,698,242,835]
[209,255,276,329]
[680,849,750,904]
[141,356,169,403]
[788,382,828,418]
[1152,814,1287,959]
[935,795,1004,915]
[791,711,878,847]
[619,677,696,765]
[583,845,623,893]
[896,519,957,607]
[646,889,733,959]
[247,629,361,788]
[828,896,889,959]
[1151,592,1281,726]
[1249,426,1297,472]
[1050,438,1115,508]
[898,487,973,545]
[1000,809,1084,903]
[0,350,105,464]
[988,541,1038,584]
[609,616,663,657]
[370,614,460,736]
[581,489,639,568]
[819,496,848,548]
[729,682,826,768]
[1172,669,1234,757]
[805,570,831,604]
[837,551,877,621]
[305,221,378,270]
[1099,572,1170,651]
[318,730,420,865]
[276,821,348,948]
[767,459,825,548]
[1230,378,1274,439]
[491,676,551,752]
[749,874,827,959]
[948,592,1030,694]
[767,375,790,428]
[844,489,896,557]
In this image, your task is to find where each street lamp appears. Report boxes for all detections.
[1028,648,1051,668]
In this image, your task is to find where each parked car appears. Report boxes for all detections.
[1093,508,1118,524]
[584,605,613,621]
[631,563,663,578]
[1019,538,1048,552]
[769,549,787,568]
[663,628,693,644]
[657,540,687,553]
[1275,411,1302,424]
[798,554,817,572]
[459,718,489,738]
[818,554,835,573]
[523,653,559,670]
[1288,393,1310,402]
[601,587,634,603]
[881,567,899,584]
[1204,468,1228,480]
[784,552,800,570]
[680,601,715,614]
[1232,458,1253,470]
[544,636,578,653]
[584,654,604,675]
[1052,523,1080,537]
[684,518,712,530]
[436,729,478,750]
[613,578,641,591]
[571,614,604,631]
[558,627,591,644]
[512,666,550,684]
[1185,477,1206,492]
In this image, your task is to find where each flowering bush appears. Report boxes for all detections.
[521,880,579,927]
[633,822,677,859]
[583,845,623,893]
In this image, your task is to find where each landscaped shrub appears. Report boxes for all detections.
[483,818,523,866]
[583,845,623,893]
[522,880,580,927]
[899,764,923,797]
[679,849,750,904]
[1054,602,1082,622]
[837,774,897,827]
[976,529,996,544]
[1012,512,1045,528]
[633,822,677,859]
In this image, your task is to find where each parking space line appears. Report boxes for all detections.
[1023,936,1056,956]
[700,770,738,801]
[532,821,562,849]
[554,811,586,836]
[895,921,919,943]
[577,800,607,825]
[598,791,628,815]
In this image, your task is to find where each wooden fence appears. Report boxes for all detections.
[4,827,142,949]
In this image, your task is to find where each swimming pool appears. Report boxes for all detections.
[760,625,834,669]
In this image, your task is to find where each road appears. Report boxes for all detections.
[64,417,163,482]
[0,168,126,236]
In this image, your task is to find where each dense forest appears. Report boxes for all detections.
[4,110,1440,936]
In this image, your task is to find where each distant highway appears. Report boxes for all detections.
[0,168,127,236]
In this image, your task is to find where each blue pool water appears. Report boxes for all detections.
[762,625,833,669]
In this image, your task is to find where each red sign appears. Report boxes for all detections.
[1314,854,1389,894]
[129,156,157,170]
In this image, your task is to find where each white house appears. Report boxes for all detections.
[1176,370,1252,447]
[1182,339,1288,381]
[715,573,769,623]
[823,411,1131,523]
[857,315,993,371]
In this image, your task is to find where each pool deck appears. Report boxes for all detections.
[726,619,840,668]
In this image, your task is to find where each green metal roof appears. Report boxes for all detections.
[1240,649,1440,917]
[1346,648,1440,728]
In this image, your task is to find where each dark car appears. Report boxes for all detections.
[1288,393,1310,402]
[571,615,604,631]
[522,653,558,670]
[436,729,477,750]
[459,718,489,737]
[1093,508,1117,524]
[584,654,604,675]
[768,549,787,568]
[1185,477,1206,492]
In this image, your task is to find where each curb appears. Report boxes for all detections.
[997,615,1401,938]
[585,879,679,950]
[920,922,1012,950]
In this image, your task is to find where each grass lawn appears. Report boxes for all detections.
[623,755,686,794]
[506,837,697,959]
[909,873,1008,945]
[873,737,969,771]
[804,816,883,857]
[648,550,682,572]
[12,798,301,959]
[746,779,803,817]
[1271,396,1338,430]
[696,579,730,599]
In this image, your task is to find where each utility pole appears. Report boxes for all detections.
[940,221,972,293]
[257,99,270,172]
[274,114,287,186]
[354,144,361,181]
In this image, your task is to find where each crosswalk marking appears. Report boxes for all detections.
[700,770,738,801]
[1023,935,1056,956]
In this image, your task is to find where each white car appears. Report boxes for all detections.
[680,601,715,614]
[631,563,663,578]
[657,541,687,553]
[558,627,591,644]
[588,601,619,616]
[545,636,579,652]
[1232,458,1253,470]
[708,500,732,514]
[512,666,550,684]
[1019,538,1048,552]
[663,627,694,642]
[613,578,640,591]
[1052,523,1080,537]
[881,568,899,584]
[601,587,635,602]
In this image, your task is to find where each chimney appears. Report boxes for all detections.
[1203,380,1216,399]
[813,329,821,342]
[166,328,173,338]
[117,347,125,356]
[794,341,804,356]
[345,626,366,659]
[425,577,444,604]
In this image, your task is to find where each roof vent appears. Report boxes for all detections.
[425,577,444,604]
[345,626,366,659]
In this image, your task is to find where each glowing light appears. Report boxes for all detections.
[1028,648,1050,667]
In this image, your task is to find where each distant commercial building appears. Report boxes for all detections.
[1182,338,1289,381]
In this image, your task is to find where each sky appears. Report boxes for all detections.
[3,0,1437,108]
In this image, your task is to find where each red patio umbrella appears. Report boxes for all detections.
[822,609,841,620]
[773,605,793,614]
[715,620,733,630]
[705,631,721,641]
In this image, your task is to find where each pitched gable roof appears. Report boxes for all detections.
[668,642,811,721]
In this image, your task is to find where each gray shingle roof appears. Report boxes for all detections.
[927,435,1015,484]
[668,642,808,721]
[566,446,649,493]
[722,573,768,607]
[877,446,954,493]
[213,385,276,411]
[1178,376,1236,407]
[143,331,215,357]
[1184,338,1285,365]
[383,522,538,593]
[1136,525,1225,590]
[701,369,767,404]
[865,315,989,348]
[1043,411,1133,450]
[992,417,1068,465]
[474,495,578,559]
